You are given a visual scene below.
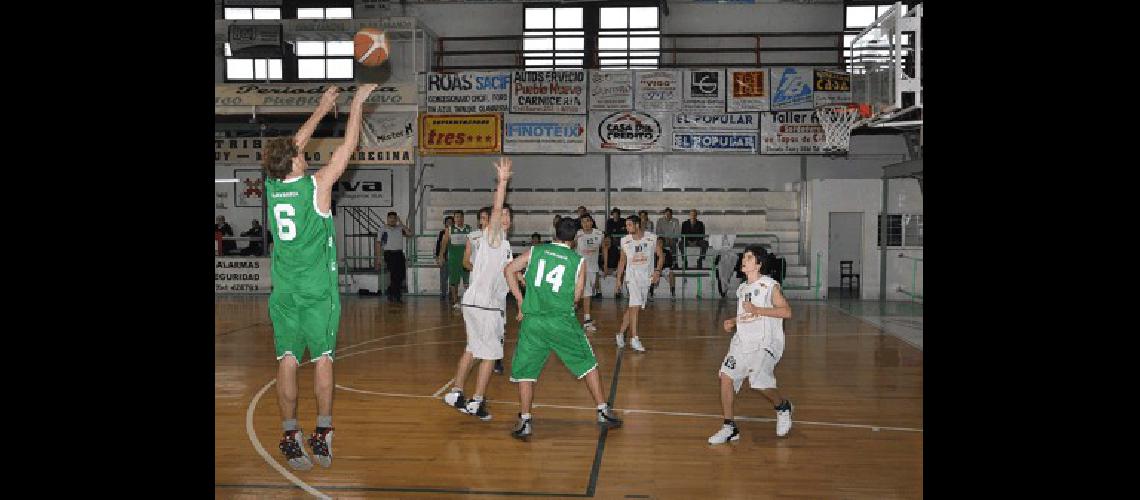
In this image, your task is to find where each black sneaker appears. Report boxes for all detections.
[597,408,623,429]
[463,399,492,421]
[594,291,602,299]
[511,413,532,440]
[443,389,466,412]
[493,359,504,374]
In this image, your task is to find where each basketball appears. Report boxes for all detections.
[354,28,389,67]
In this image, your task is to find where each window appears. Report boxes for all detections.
[878,214,922,247]
[226,58,283,81]
[524,7,584,70]
[599,6,659,69]
[845,5,878,29]
[224,7,281,20]
[845,3,916,73]
[295,41,354,80]
[297,7,352,19]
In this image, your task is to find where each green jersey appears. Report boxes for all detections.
[448,224,473,253]
[265,175,338,293]
[521,243,583,317]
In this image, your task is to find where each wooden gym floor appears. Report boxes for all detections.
[215,294,923,499]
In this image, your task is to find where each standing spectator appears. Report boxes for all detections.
[440,210,473,308]
[436,216,454,301]
[376,212,413,303]
[605,207,626,239]
[602,234,623,299]
[682,209,709,269]
[573,205,588,230]
[216,215,237,255]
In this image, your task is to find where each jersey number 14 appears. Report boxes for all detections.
[533,259,566,293]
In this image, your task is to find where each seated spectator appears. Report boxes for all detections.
[656,207,681,266]
[639,210,654,233]
[215,215,237,255]
[239,219,268,256]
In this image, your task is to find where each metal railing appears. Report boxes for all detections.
[434,31,844,71]
[392,231,790,299]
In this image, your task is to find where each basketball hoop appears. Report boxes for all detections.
[815,103,871,153]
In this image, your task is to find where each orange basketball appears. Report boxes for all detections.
[354,28,389,67]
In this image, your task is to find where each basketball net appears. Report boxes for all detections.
[815,103,869,152]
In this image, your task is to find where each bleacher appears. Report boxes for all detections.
[408,186,811,297]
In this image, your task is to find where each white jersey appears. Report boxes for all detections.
[575,228,604,273]
[462,229,514,310]
[733,276,785,354]
[620,231,658,282]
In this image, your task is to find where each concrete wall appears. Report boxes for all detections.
[808,177,922,300]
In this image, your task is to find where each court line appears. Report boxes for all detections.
[246,381,331,500]
[337,323,458,354]
[586,347,624,496]
[431,378,456,398]
[245,324,463,499]
[245,324,920,497]
[338,384,438,400]
[216,322,266,337]
[214,483,588,496]
[827,303,923,352]
[334,383,923,434]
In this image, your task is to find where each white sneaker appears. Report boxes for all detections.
[708,424,740,444]
[776,401,793,437]
[443,390,466,412]
[615,333,625,348]
[630,336,646,352]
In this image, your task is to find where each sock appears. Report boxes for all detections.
[317,415,333,429]
[450,387,462,394]
[723,418,735,427]
[584,314,592,321]
[597,403,608,411]
[520,413,532,420]
[283,419,299,432]
[473,395,484,402]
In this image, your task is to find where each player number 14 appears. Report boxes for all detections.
[533,259,566,293]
